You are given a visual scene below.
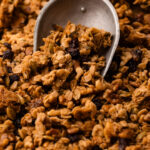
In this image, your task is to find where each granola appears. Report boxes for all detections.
[0,0,150,150]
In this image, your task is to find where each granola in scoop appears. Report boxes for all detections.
[0,0,150,150]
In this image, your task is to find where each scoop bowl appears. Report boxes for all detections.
[34,0,120,77]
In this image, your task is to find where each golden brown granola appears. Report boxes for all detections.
[0,0,150,150]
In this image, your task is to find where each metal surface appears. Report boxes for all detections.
[34,0,120,77]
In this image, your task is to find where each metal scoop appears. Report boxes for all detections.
[34,0,120,77]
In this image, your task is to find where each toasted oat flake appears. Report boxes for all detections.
[0,0,150,149]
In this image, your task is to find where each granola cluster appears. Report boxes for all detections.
[0,0,150,150]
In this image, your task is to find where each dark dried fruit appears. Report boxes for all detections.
[146,61,150,72]
[51,123,64,129]
[92,145,102,150]
[3,42,11,49]
[119,138,128,150]
[126,59,137,72]
[126,49,142,73]
[132,49,142,62]
[42,85,52,93]
[14,105,27,129]
[82,64,89,71]
[92,98,106,110]
[0,108,5,115]
[67,134,80,143]
[14,117,22,129]
[67,38,79,59]
[9,74,20,84]
[67,47,79,59]
[6,66,13,73]
[111,136,118,144]
[79,55,89,62]
[0,31,3,40]
[133,11,144,23]
[3,49,14,60]
[67,131,82,143]
[70,38,79,48]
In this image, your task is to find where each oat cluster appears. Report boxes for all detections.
[0,0,150,150]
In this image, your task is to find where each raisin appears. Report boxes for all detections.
[42,85,52,93]
[126,49,142,73]
[51,123,64,129]
[119,138,128,150]
[67,131,82,143]
[82,64,89,71]
[132,49,142,62]
[146,61,150,72]
[0,108,5,115]
[68,47,79,59]
[3,49,14,60]
[92,98,106,110]
[9,74,20,84]
[111,136,118,145]
[67,134,80,143]
[70,38,78,48]
[3,42,11,49]
[79,55,89,62]
[6,66,13,73]
[14,105,27,129]
[126,59,137,72]
[0,31,3,40]
[67,38,79,59]
[134,11,144,23]
[14,118,22,129]
[92,145,102,150]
